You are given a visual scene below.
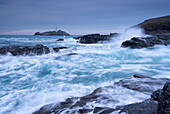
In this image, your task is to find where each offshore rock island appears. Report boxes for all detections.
[34,30,70,36]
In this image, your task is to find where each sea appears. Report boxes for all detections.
[0,28,170,114]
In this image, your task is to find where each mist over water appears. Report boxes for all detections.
[0,28,170,114]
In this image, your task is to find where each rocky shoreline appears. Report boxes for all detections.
[33,74,170,114]
[0,15,170,114]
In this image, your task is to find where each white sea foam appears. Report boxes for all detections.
[0,32,170,114]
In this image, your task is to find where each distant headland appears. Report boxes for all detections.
[34,30,70,36]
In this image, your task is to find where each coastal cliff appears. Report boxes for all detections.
[138,15,170,35]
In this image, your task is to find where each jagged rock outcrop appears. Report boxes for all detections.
[121,35,170,49]
[74,33,119,44]
[138,15,170,35]
[151,82,170,114]
[0,45,50,56]
[34,30,70,36]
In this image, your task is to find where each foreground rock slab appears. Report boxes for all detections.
[33,74,170,114]
[115,74,170,94]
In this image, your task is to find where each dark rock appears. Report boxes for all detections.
[151,89,163,101]
[94,99,157,114]
[78,109,93,114]
[33,97,79,114]
[157,81,170,114]
[138,15,170,35]
[93,107,116,114]
[56,39,64,41]
[67,53,78,56]
[133,74,153,79]
[53,47,68,52]
[116,99,157,114]
[110,33,121,37]
[74,33,112,44]
[115,75,170,94]
[121,35,170,49]
[34,30,70,36]
[34,32,42,35]
[0,45,50,56]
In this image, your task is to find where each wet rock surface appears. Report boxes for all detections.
[94,99,157,114]
[153,81,170,114]
[56,38,64,41]
[52,47,68,52]
[121,35,170,49]
[0,45,50,56]
[33,74,170,114]
[74,33,116,44]
[0,45,70,56]
[115,74,170,94]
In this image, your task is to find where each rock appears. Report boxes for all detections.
[138,15,170,35]
[157,81,170,114]
[93,107,116,114]
[33,97,79,114]
[74,33,112,44]
[34,32,42,35]
[115,75,170,94]
[33,75,170,114]
[34,30,70,36]
[151,89,163,101]
[56,39,64,41]
[67,53,78,56]
[53,47,68,52]
[133,74,153,79]
[117,99,157,114]
[121,35,170,49]
[94,99,157,114]
[110,33,121,37]
[0,45,50,56]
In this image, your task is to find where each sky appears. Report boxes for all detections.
[0,0,170,35]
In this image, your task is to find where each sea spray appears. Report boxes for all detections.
[111,26,149,47]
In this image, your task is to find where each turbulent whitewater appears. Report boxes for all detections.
[0,28,170,114]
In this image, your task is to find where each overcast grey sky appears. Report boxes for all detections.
[0,0,170,35]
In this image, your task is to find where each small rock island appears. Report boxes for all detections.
[34,30,70,36]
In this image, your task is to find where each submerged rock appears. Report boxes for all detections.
[121,35,170,49]
[56,38,64,41]
[34,30,70,36]
[52,47,68,52]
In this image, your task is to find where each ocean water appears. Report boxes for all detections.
[0,28,170,114]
